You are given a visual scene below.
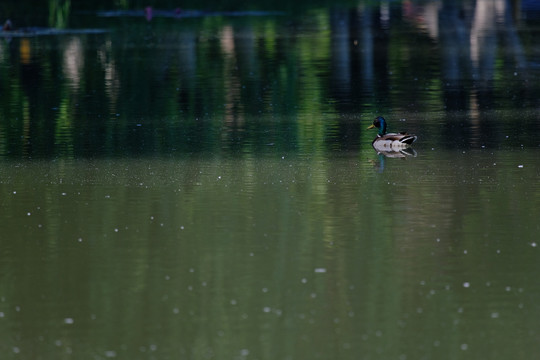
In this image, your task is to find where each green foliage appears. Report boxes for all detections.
[0,1,537,159]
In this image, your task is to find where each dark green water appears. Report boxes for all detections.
[1,1,540,359]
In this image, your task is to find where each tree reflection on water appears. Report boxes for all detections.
[0,0,538,158]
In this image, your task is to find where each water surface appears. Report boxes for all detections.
[1,1,540,359]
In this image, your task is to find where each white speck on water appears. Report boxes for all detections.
[463,250,468,254]
[491,312,499,319]
[165,275,170,280]
[77,238,83,242]
[27,212,31,216]
[436,238,440,242]
[187,286,193,291]
[61,192,67,196]
[263,307,271,313]
[505,286,511,292]
[0,312,4,317]
[496,249,501,254]
[15,306,21,312]
[301,278,307,284]
[375,330,383,337]
[262,287,268,293]
[457,307,464,313]
[314,268,327,273]
[240,349,250,356]
[180,226,184,230]
[460,344,468,351]
[12,347,20,354]
[64,318,74,324]
[173,308,179,314]
[463,282,470,288]
[518,164,524,168]
[230,299,237,305]
[105,195,111,199]
[201,282,207,287]
[114,228,119,232]
[310,293,317,298]
[105,350,117,357]
[531,242,537,247]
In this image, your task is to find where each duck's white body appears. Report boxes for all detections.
[372,133,417,151]
[368,117,417,151]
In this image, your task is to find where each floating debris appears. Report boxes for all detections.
[96,8,286,19]
[104,350,117,358]
[0,24,108,38]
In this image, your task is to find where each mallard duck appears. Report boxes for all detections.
[367,116,417,151]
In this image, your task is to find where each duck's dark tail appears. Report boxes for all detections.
[400,135,417,145]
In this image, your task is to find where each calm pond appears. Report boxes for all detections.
[0,1,540,359]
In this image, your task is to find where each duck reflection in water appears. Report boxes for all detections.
[367,116,417,156]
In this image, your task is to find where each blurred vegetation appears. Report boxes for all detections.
[0,0,538,159]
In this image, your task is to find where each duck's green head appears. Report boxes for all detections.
[367,116,387,136]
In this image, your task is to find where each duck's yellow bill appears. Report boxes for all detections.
[367,124,375,129]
